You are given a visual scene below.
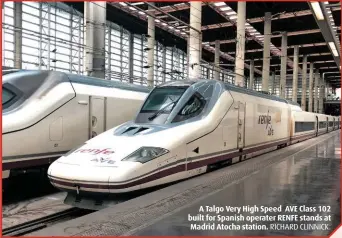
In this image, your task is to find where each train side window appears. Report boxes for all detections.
[295,121,315,133]
[172,92,206,123]
[2,87,16,108]
[2,83,23,111]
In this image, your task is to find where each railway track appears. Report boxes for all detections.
[2,207,92,236]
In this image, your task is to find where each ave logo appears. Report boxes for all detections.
[285,206,298,212]
[91,157,115,164]
[75,148,114,155]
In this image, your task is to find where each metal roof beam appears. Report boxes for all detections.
[254,60,335,67]
[245,52,333,61]
[111,2,262,75]
[208,2,302,72]
[309,2,340,70]
[226,42,328,54]
[150,3,206,14]
[202,7,341,31]
[204,28,340,45]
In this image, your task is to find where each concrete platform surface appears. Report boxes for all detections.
[28,131,341,236]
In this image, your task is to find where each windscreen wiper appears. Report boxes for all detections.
[148,99,179,121]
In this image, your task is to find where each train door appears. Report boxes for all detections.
[333,118,335,130]
[237,101,246,149]
[89,96,105,138]
[315,116,318,137]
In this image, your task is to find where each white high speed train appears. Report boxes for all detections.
[2,70,150,181]
[48,79,340,197]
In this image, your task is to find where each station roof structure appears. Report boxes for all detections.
[66,1,341,87]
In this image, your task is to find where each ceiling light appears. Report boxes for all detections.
[220,7,231,11]
[119,2,127,6]
[138,11,146,15]
[225,11,235,16]
[310,2,325,20]
[155,19,160,23]
[181,32,186,35]
[230,16,238,20]
[332,49,339,56]
[329,41,337,51]
[214,2,226,7]
[131,2,144,5]
[129,7,136,11]
[162,23,167,26]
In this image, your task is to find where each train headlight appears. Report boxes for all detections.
[122,147,169,163]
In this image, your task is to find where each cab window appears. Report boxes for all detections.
[141,87,186,113]
[2,87,16,108]
[172,92,206,123]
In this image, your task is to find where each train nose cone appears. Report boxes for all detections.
[48,159,140,193]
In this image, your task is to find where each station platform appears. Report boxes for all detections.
[29,130,341,236]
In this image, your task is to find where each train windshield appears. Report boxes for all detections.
[135,80,221,125]
[3,88,16,105]
[141,87,187,113]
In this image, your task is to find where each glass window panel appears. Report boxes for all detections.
[22,13,40,24]
[111,66,121,72]
[56,16,70,26]
[22,37,40,48]
[56,24,71,34]
[4,9,14,17]
[22,45,39,55]
[22,62,38,69]
[4,2,14,8]
[4,42,14,51]
[24,1,39,8]
[4,16,14,25]
[4,33,14,43]
[55,61,70,69]
[22,21,40,32]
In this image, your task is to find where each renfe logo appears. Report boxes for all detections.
[74,148,114,155]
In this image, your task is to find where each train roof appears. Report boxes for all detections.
[2,69,23,75]
[66,73,151,93]
[3,70,151,94]
[286,100,301,107]
[157,79,295,104]
[223,82,289,104]
[157,80,197,88]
